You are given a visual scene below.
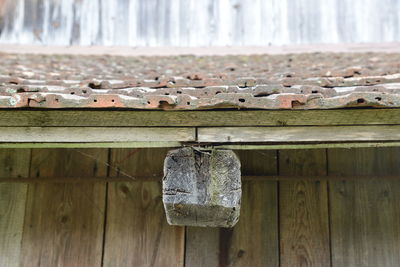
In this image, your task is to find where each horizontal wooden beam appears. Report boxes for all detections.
[198,126,400,143]
[1,109,400,127]
[214,142,400,150]
[2,141,400,149]
[0,127,195,143]
[0,142,183,148]
[1,175,399,183]
[2,126,400,149]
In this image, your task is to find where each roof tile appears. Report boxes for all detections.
[1,52,400,110]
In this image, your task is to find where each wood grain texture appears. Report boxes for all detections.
[0,127,195,142]
[185,227,220,266]
[1,109,400,127]
[328,148,400,267]
[198,126,400,143]
[185,150,278,267]
[20,148,108,267]
[0,141,185,149]
[218,142,400,150]
[163,148,241,227]
[108,148,169,179]
[0,149,31,267]
[2,174,400,184]
[103,148,184,267]
[235,150,278,176]
[220,181,278,267]
[279,149,331,267]
[219,150,279,267]
[3,142,400,150]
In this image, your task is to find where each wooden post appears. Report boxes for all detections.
[163,147,241,227]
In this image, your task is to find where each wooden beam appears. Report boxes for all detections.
[1,175,399,183]
[0,127,195,143]
[2,141,400,149]
[1,109,400,127]
[215,142,400,150]
[198,126,400,143]
[163,148,241,227]
[0,142,183,148]
[2,125,400,149]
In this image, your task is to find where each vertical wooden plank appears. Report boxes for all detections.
[107,147,168,179]
[220,180,278,267]
[185,227,220,266]
[237,150,277,176]
[186,150,278,267]
[279,149,331,267]
[0,149,31,267]
[103,148,185,267]
[329,147,400,267]
[218,150,279,267]
[20,148,108,267]
[186,182,279,267]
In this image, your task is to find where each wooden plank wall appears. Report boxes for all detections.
[0,147,400,267]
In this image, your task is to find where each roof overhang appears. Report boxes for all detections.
[1,108,400,149]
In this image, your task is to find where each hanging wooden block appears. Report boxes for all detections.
[163,147,241,227]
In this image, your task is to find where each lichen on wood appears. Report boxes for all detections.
[163,147,241,227]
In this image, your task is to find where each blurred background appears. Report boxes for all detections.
[0,0,399,47]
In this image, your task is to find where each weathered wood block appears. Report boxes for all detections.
[163,147,241,227]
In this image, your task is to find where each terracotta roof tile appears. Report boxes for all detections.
[1,52,400,110]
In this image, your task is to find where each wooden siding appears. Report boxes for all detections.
[0,147,399,267]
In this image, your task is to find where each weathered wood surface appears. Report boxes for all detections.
[279,149,331,267]
[1,147,400,267]
[185,227,220,266]
[0,149,30,267]
[0,127,195,142]
[103,148,184,267]
[184,150,279,267]
[108,148,169,179]
[329,148,400,267]
[20,148,107,267]
[220,181,279,267]
[198,126,400,143]
[0,141,184,148]
[1,122,400,150]
[236,150,278,176]
[219,150,279,267]
[163,148,241,227]
[5,141,400,150]
[1,109,400,127]
[2,174,400,183]
[218,142,400,150]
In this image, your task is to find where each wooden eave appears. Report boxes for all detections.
[1,108,400,149]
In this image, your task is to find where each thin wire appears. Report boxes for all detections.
[66,148,139,219]
[72,148,138,181]
[256,150,275,158]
